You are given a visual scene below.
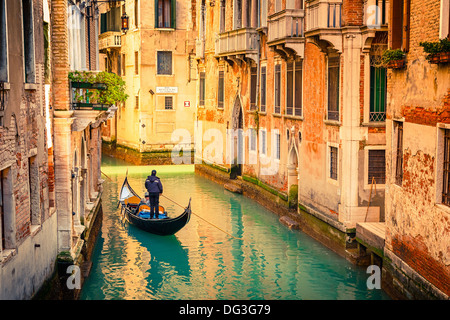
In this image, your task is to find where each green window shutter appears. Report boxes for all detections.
[100,13,107,34]
[171,0,176,29]
[370,66,386,121]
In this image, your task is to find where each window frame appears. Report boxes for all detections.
[155,0,176,29]
[250,66,257,110]
[22,0,36,84]
[199,71,205,106]
[218,69,224,109]
[286,59,303,117]
[260,65,266,113]
[0,0,9,83]
[394,121,404,186]
[274,63,281,114]
[364,146,386,189]
[442,128,450,207]
[369,65,387,122]
[156,50,173,76]
[327,55,340,122]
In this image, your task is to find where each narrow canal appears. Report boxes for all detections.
[81,157,391,300]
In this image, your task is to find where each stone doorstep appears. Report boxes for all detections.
[355,222,386,254]
[224,182,243,194]
[279,215,300,230]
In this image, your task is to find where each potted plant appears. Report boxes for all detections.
[68,71,128,110]
[382,49,406,69]
[420,38,450,64]
[439,38,450,63]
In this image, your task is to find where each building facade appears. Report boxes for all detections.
[0,0,56,299]
[383,0,449,299]
[101,0,197,162]
[195,0,387,244]
[194,0,449,299]
[51,0,110,282]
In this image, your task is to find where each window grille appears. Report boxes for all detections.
[330,146,338,180]
[368,149,386,184]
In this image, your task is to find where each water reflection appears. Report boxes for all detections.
[81,159,390,300]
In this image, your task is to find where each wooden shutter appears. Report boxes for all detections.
[402,0,410,52]
[391,0,403,49]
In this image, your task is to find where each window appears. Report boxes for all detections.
[220,0,226,33]
[234,0,242,29]
[443,129,450,206]
[286,62,293,115]
[295,61,303,116]
[368,149,386,184]
[249,128,256,152]
[327,56,340,121]
[218,70,224,109]
[250,66,257,110]
[135,0,139,28]
[391,0,410,51]
[28,156,40,225]
[122,53,126,76]
[275,132,280,160]
[286,60,303,117]
[369,66,386,122]
[0,0,7,83]
[260,129,267,155]
[0,168,14,251]
[260,66,266,113]
[274,64,281,114]
[157,51,172,75]
[330,146,338,180]
[164,96,173,110]
[199,72,205,106]
[22,0,35,83]
[134,51,139,75]
[394,122,403,186]
[156,0,176,29]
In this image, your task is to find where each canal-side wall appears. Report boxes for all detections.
[102,141,194,165]
[194,163,356,262]
[34,197,103,300]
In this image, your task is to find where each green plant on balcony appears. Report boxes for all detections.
[68,71,128,110]
[419,38,450,64]
[382,49,406,69]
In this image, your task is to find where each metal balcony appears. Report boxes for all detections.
[267,9,305,58]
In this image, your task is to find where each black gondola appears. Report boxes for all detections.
[118,176,191,236]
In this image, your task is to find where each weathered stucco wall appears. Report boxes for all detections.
[384,0,450,298]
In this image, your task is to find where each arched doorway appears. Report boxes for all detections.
[287,138,299,209]
[230,95,243,179]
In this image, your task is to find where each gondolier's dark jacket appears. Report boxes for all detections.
[145,175,163,194]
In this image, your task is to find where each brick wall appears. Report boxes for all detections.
[51,0,70,111]
[342,0,364,26]
[385,0,450,298]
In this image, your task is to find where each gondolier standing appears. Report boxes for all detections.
[145,170,163,219]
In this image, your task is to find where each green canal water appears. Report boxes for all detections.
[80,157,391,300]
